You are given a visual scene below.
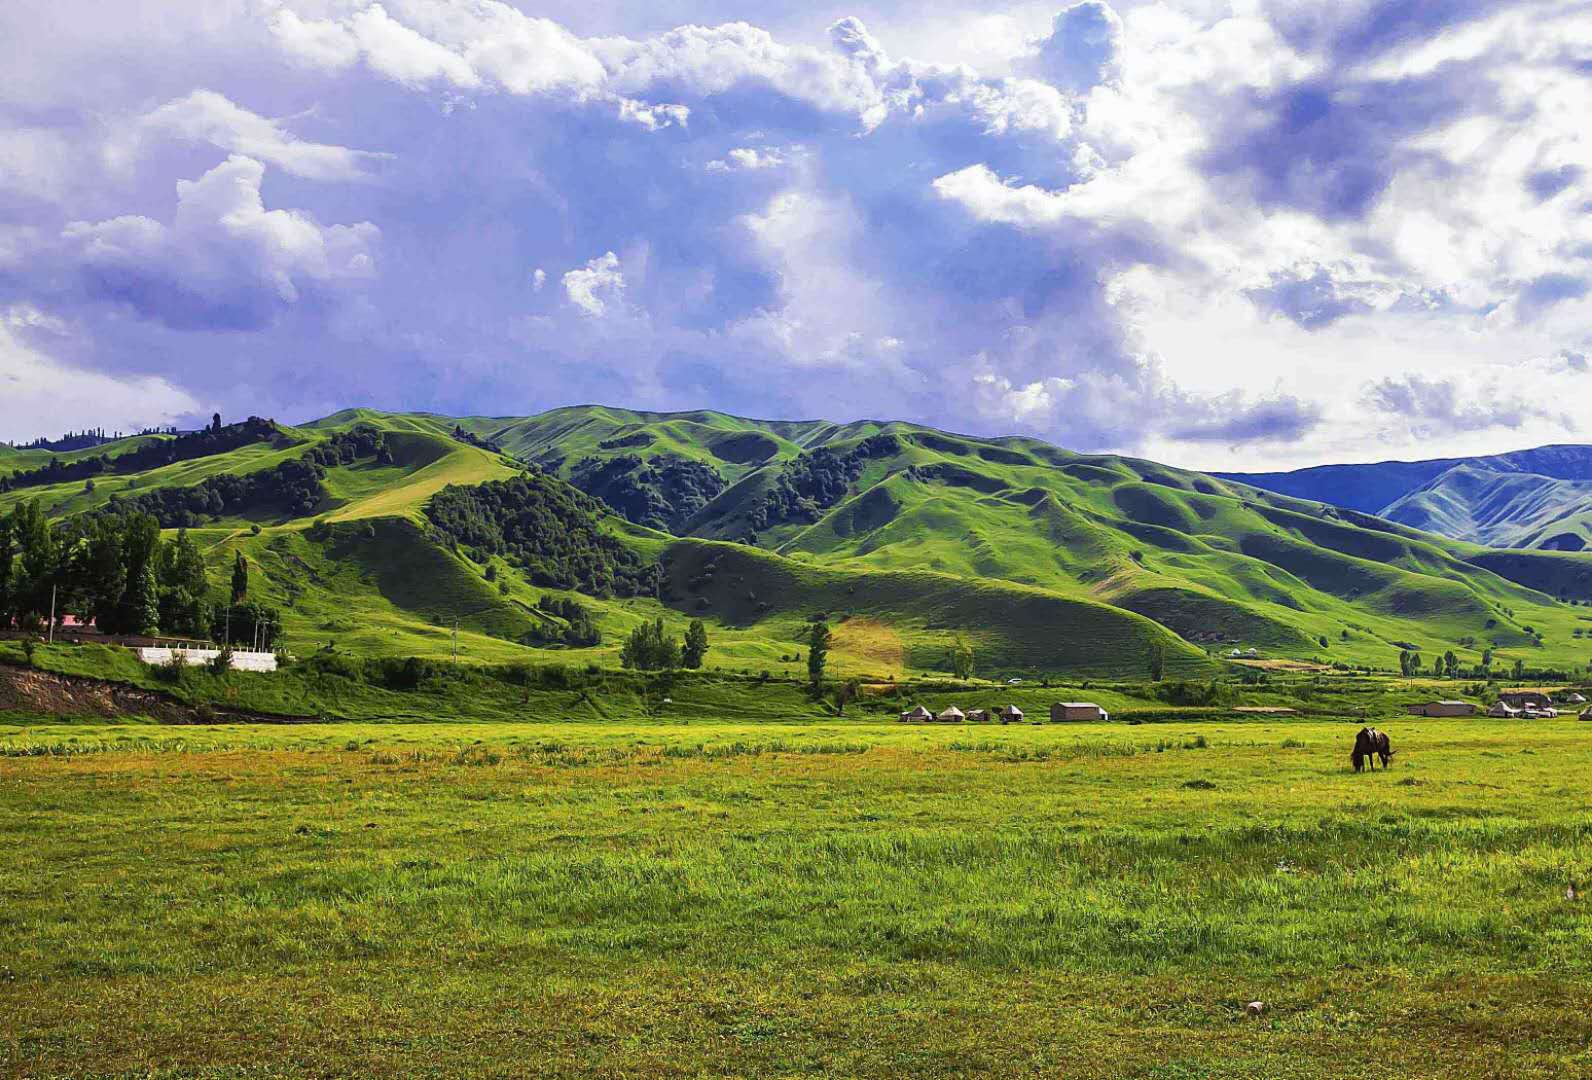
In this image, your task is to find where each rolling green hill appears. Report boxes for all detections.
[10,406,1592,680]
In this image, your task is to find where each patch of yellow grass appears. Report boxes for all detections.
[831,617,905,676]
[324,446,519,523]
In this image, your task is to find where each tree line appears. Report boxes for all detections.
[425,471,659,598]
[104,425,393,529]
[526,594,601,648]
[569,453,726,534]
[0,416,279,494]
[0,501,280,647]
[619,617,709,670]
[748,434,900,534]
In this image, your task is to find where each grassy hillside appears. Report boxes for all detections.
[12,405,1592,679]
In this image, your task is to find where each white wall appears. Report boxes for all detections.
[137,647,278,672]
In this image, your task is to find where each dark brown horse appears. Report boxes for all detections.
[1351,727,1393,771]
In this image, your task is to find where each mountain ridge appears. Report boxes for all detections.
[6,406,1592,680]
[1221,443,1592,550]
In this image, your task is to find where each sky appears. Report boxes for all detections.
[1,0,1590,470]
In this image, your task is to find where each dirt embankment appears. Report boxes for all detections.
[0,664,305,724]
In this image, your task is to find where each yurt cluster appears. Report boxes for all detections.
[899,702,1109,724]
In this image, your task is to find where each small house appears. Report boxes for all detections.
[1500,690,1553,710]
[1487,700,1521,718]
[998,704,1025,724]
[936,705,966,723]
[1580,707,1592,721]
[899,705,932,723]
[1564,692,1587,705]
[1407,700,1476,717]
[1050,702,1107,722]
[966,708,991,723]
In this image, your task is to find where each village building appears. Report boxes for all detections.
[935,705,966,723]
[899,705,932,723]
[998,704,1025,724]
[1406,700,1476,717]
[1050,702,1107,722]
[966,708,991,723]
[1500,689,1554,710]
[1487,700,1521,718]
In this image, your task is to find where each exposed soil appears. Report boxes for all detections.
[0,664,305,724]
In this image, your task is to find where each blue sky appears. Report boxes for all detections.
[1,0,1589,469]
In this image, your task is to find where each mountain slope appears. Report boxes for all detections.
[1222,444,1592,549]
[12,406,1592,678]
[1380,465,1592,550]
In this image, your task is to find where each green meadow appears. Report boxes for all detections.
[5,714,1592,1078]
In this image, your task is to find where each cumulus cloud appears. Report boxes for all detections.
[62,155,378,330]
[616,98,689,130]
[562,251,625,317]
[1027,1,1126,94]
[706,146,789,172]
[2,0,1590,468]
[1361,373,1572,434]
[1244,266,1374,330]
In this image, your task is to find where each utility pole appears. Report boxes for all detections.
[47,585,56,645]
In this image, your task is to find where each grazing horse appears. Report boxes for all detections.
[1351,727,1393,772]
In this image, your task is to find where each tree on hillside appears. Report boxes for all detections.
[682,619,709,669]
[231,551,249,605]
[620,617,680,671]
[835,678,860,717]
[9,501,55,629]
[1398,650,1413,677]
[124,560,160,636]
[951,639,974,680]
[1513,658,1525,681]
[114,514,161,635]
[1149,641,1166,682]
[75,516,127,631]
[1443,650,1459,678]
[158,529,210,637]
[0,517,13,626]
[807,620,831,693]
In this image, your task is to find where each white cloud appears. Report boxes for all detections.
[136,90,385,181]
[562,251,624,317]
[706,146,789,172]
[932,164,1071,226]
[1026,1,1126,94]
[63,155,378,330]
[617,98,689,130]
[0,320,199,443]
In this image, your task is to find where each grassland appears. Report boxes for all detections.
[4,713,1592,1077]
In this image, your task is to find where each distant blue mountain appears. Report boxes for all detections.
[1220,445,1592,549]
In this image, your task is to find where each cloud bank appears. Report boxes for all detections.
[0,0,1587,468]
